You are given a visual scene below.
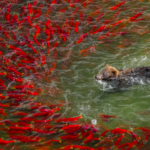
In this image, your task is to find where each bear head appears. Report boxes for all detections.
[95,64,120,80]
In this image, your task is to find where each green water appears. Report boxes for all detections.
[2,1,150,149]
[56,20,150,129]
[18,0,150,130]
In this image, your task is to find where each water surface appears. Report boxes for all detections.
[54,3,150,129]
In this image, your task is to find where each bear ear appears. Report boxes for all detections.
[105,64,110,68]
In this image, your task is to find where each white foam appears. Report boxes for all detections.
[96,76,150,91]
[91,119,97,125]
[96,80,114,91]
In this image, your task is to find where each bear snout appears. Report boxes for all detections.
[95,75,102,80]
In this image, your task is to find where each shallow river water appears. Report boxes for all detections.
[58,43,150,129]
[1,0,150,149]
[56,9,150,129]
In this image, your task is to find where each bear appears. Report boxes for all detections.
[95,64,121,80]
[95,64,150,85]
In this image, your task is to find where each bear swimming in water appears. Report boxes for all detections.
[95,64,150,85]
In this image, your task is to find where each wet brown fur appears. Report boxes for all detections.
[95,64,150,81]
[95,64,121,80]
